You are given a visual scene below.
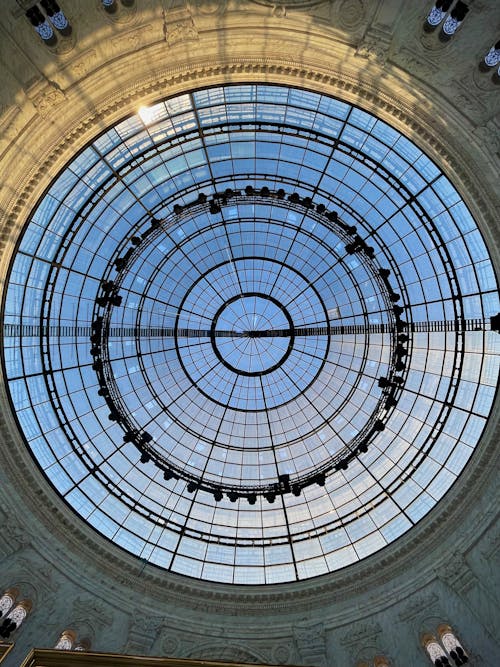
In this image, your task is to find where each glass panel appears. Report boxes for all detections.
[3,84,497,585]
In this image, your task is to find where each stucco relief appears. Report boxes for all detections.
[480,529,500,564]
[15,556,59,595]
[165,17,199,46]
[337,0,365,30]
[0,511,30,556]
[397,593,440,622]
[340,621,382,648]
[111,24,155,54]
[159,632,181,657]
[185,642,268,663]
[124,613,163,654]
[29,82,66,119]
[355,27,392,64]
[436,553,477,592]
[394,48,438,80]
[66,50,98,80]
[293,621,327,667]
[71,596,113,629]
[272,643,293,664]
[188,0,228,15]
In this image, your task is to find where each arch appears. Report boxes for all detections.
[184,641,269,664]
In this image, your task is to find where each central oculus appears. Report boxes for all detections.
[210,293,295,376]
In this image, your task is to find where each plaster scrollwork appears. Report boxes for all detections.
[188,0,228,15]
[337,0,365,31]
[165,17,199,47]
[125,613,163,654]
[160,633,181,657]
[340,621,382,648]
[436,553,477,594]
[293,621,327,667]
[472,119,500,157]
[128,612,163,636]
[355,27,392,65]
[69,50,98,80]
[397,593,439,622]
[452,85,487,118]
[272,643,293,664]
[111,25,154,54]
[0,512,31,555]
[15,556,59,594]
[72,596,113,628]
[185,641,269,664]
[394,48,438,81]
[30,82,67,119]
[480,531,500,564]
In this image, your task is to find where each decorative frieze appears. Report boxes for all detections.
[293,622,327,667]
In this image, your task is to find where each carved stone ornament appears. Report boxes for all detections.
[186,644,266,663]
[70,50,98,79]
[397,592,439,622]
[481,529,500,563]
[338,0,366,30]
[188,0,228,15]
[340,621,382,647]
[166,17,199,47]
[473,120,500,156]
[293,621,327,666]
[0,511,31,555]
[355,28,391,65]
[160,633,181,657]
[111,25,154,53]
[395,48,438,81]
[31,83,67,119]
[272,643,293,664]
[72,596,113,627]
[436,553,477,593]
[128,612,163,636]
[15,556,59,593]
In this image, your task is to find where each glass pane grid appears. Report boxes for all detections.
[3,84,498,584]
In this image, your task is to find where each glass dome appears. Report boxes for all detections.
[3,84,499,584]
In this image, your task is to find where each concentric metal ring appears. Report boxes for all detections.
[3,84,498,585]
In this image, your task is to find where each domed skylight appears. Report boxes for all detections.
[3,84,498,584]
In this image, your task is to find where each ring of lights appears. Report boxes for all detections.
[91,190,405,501]
[3,84,498,584]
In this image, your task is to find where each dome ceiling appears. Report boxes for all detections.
[3,83,498,585]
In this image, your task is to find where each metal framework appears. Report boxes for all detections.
[2,84,498,584]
